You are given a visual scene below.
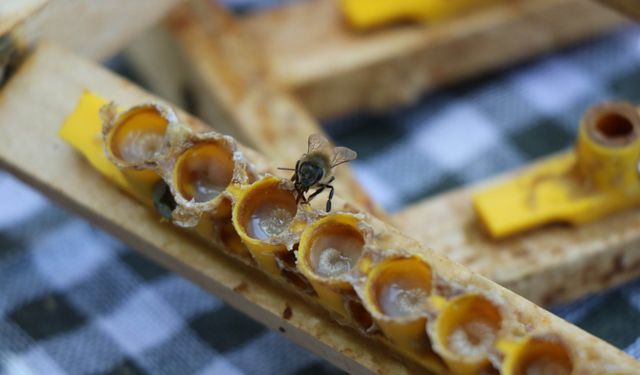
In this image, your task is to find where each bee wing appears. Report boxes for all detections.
[331,146,357,167]
[307,133,332,154]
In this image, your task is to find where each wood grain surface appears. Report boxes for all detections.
[241,0,625,118]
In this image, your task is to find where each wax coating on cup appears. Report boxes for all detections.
[363,257,434,354]
[447,319,496,357]
[504,336,574,375]
[297,214,366,318]
[235,177,298,242]
[431,293,503,374]
[174,142,234,203]
[108,106,169,165]
[102,104,171,205]
[309,224,364,278]
[585,102,639,147]
[439,294,502,357]
[117,129,164,162]
[578,101,640,192]
[369,257,433,318]
[232,177,299,276]
[249,204,294,240]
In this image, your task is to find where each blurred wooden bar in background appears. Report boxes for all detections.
[128,0,626,120]
[241,0,626,119]
[597,0,640,21]
[0,0,181,81]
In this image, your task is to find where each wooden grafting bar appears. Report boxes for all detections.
[0,44,409,375]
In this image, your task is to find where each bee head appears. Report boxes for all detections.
[298,160,324,188]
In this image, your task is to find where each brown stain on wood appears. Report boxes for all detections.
[282,303,293,320]
[233,281,249,293]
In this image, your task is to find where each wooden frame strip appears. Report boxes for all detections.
[240,0,626,118]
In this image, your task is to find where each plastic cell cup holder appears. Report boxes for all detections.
[500,335,574,375]
[432,293,503,375]
[298,214,365,316]
[363,256,433,351]
[172,141,235,205]
[104,104,175,202]
[232,176,298,276]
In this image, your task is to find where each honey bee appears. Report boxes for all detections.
[279,134,357,212]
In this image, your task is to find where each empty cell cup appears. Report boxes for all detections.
[106,104,171,166]
[104,104,174,203]
[578,101,640,192]
[173,141,235,204]
[298,214,365,316]
[432,293,502,375]
[232,176,298,276]
[501,335,574,375]
[363,256,433,351]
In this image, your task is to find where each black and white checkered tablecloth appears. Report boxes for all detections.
[2,8,640,375]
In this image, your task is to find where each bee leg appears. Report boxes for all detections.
[295,191,306,205]
[295,187,310,206]
[307,186,325,202]
[325,184,335,212]
[307,183,335,212]
[300,194,310,205]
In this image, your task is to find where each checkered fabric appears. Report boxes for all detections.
[2,12,640,375]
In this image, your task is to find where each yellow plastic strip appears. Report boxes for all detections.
[59,91,130,191]
[340,0,503,30]
[473,102,640,238]
[59,91,165,207]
